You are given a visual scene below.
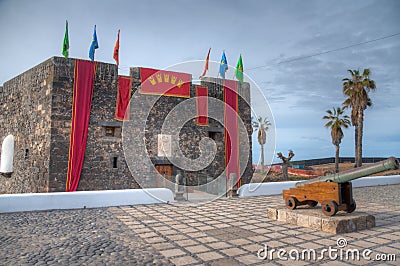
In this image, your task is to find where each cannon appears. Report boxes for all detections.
[283,157,399,216]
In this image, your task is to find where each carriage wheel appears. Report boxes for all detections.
[321,200,338,216]
[285,196,298,210]
[347,201,357,213]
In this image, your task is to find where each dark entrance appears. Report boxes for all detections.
[155,164,174,188]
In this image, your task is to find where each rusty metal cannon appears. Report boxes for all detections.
[283,157,399,216]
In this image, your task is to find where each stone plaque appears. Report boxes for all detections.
[158,134,171,157]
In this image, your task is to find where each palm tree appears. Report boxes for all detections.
[323,107,351,173]
[342,69,376,167]
[252,116,271,172]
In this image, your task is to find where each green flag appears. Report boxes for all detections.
[62,20,69,59]
[235,54,243,83]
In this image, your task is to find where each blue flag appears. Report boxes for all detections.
[89,25,99,61]
[219,51,228,79]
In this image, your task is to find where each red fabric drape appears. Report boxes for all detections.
[139,68,191,98]
[224,80,240,188]
[195,85,208,126]
[114,75,132,121]
[66,59,97,192]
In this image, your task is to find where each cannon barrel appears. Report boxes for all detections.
[296,157,399,187]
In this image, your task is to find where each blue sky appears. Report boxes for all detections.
[0,0,399,164]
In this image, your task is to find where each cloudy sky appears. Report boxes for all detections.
[1,0,399,164]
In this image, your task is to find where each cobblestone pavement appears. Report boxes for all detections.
[1,185,399,265]
[0,208,172,265]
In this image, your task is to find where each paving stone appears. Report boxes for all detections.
[209,258,242,266]
[190,232,208,238]
[228,238,252,246]
[242,225,259,230]
[166,234,188,241]
[220,247,246,256]
[160,229,179,235]
[213,223,232,229]
[297,241,321,250]
[368,237,393,244]
[281,237,304,245]
[247,235,269,243]
[174,239,199,247]
[295,234,320,241]
[138,232,158,238]
[236,254,262,264]
[154,226,171,231]
[169,256,199,265]
[152,243,176,250]
[207,241,232,249]
[197,225,215,231]
[196,236,220,244]
[231,221,246,226]
[196,251,224,261]
[251,228,271,234]
[178,227,199,233]
[143,237,166,244]
[350,240,376,249]
[133,228,153,233]
[242,243,264,252]
[373,246,399,255]
[159,248,186,258]
[184,244,210,253]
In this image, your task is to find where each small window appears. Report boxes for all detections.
[105,127,115,137]
[112,157,118,168]
[25,149,29,159]
[208,131,217,140]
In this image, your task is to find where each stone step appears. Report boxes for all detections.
[266,206,375,234]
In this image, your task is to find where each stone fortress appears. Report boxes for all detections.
[0,57,252,194]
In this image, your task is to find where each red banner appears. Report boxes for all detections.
[140,68,191,98]
[114,75,132,121]
[195,85,208,126]
[224,80,240,188]
[66,59,97,192]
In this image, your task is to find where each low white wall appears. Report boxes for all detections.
[352,175,400,187]
[0,188,174,213]
[238,175,400,197]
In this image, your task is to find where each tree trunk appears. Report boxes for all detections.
[354,125,358,167]
[356,109,364,167]
[335,144,340,173]
[260,144,265,172]
[282,163,288,181]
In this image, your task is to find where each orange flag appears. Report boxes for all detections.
[113,29,120,66]
[200,48,211,77]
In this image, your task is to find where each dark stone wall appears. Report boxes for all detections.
[0,57,252,194]
[48,57,138,192]
[200,78,253,185]
[124,70,253,191]
[0,58,53,193]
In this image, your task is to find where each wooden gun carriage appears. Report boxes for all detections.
[283,157,399,216]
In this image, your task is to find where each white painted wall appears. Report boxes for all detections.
[0,134,14,173]
[238,175,400,197]
[0,188,174,213]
